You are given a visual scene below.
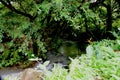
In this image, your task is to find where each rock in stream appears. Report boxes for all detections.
[0,52,70,80]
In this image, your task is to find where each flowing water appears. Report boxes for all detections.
[0,40,83,80]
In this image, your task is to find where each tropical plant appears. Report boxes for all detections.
[39,51,120,80]
[0,0,120,68]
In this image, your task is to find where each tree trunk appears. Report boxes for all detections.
[106,4,112,31]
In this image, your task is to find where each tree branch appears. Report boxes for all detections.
[0,0,37,21]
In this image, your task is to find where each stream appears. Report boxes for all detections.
[0,41,84,80]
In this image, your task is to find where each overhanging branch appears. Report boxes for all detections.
[0,0,37,21]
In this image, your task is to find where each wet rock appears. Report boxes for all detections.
[20,68,44,80]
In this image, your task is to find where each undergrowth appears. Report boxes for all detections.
[40,39,120,80]
[42,53,120,80]
[3,39,120,80]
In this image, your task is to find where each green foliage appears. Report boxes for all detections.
[38,39,120,80]
[86,39,120,58]
[40,51,120,80]
[0,3,46,68]
[0,0,120,68]
[45,65,68,80]
[111,28,120,40]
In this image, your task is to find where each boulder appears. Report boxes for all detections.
[20,68,44,80]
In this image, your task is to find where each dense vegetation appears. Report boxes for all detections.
[0,0,120,69]
[0,0,120,80]
[43,41,120,80]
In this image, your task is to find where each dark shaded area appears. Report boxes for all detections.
[1,32,12,43]
[0,76,2,80]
